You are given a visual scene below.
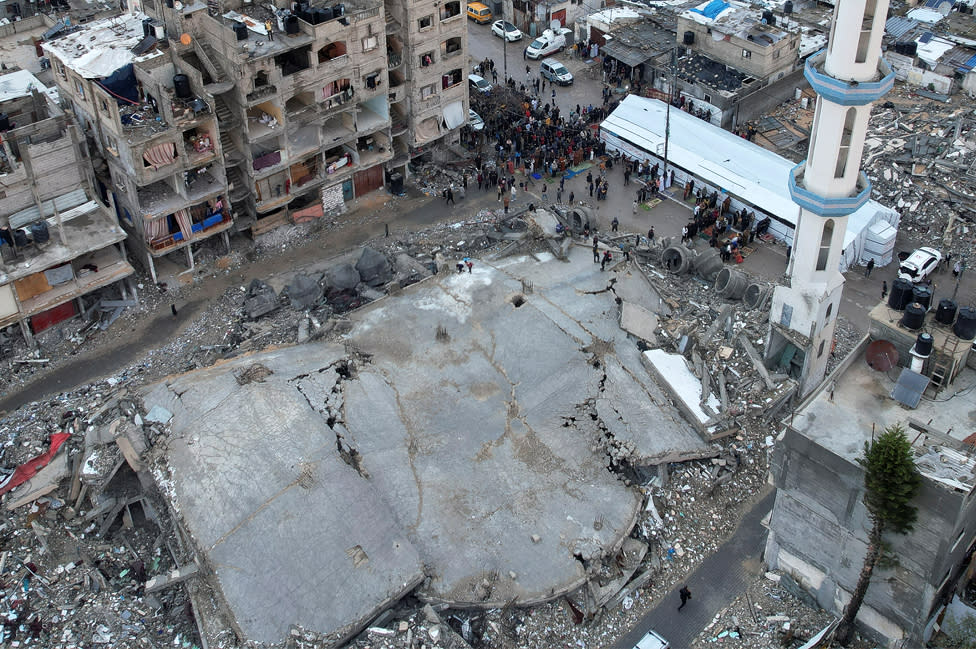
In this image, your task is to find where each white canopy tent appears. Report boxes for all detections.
[600,95,900,271]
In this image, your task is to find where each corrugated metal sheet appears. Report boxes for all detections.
[8,188,89,229]
[941,46,976,71]
[923,0,953,8]
[886,16,919,39]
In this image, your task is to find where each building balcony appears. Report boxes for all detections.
[246,84,278,105]
[804,50,895,107]
[147,211,233,255]
[788,162,871,217]
[388,51,403,69]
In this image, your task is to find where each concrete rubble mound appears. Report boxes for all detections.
[355,246,393,287]
[326,263,362,291]
[283,273,324,309]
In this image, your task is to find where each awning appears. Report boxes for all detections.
[601,41,652,68]
[414,116,441,145]
[442,100,465,129]
[8,188,89,229]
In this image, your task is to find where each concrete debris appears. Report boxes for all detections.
[244,278,281,319]
[283,273,325,310]
[355,246,394,287]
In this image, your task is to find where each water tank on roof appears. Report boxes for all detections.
[334,3,345,16]
[285,14,299,34]
[888,277,914,310]
[143,17,153,37]
[900,302,926,330]
[912,285,932,311]
[761,10,776,25]
[683,30,694,45]
[0,113,9,132]
[784,1,794,14]
[234,21,248,40]
[935,298,957,325]
[954,307,976,340]
[914,332,934,357]
[319,6,333,21]
[30,221,49,245]
[173,74,192,99]
[13,229,29,247]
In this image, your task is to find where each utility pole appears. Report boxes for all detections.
[663,46,676,186]
[503,27,508,84]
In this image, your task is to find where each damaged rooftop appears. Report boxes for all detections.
[142,245,717,645]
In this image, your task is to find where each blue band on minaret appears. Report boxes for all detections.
[788,163,872,217]
[803,51,895,107]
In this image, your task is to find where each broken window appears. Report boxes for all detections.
[75,78,85,99]
[741,49,751,59]
[442,68,463,89]
[362,35,378,52]
[275,46,311,77]
[440,1,460,20]
[418,14,433,30]
[255,70,270,88]
[318,41,347,63]
[816,219,834,271]
[420,83,435,98]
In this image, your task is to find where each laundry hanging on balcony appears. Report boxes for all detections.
[442,100,465,129]
[143,142,177,169]
[174,208,193,241]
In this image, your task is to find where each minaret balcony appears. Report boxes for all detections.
[804,50,895,106]
[788,162,871,217]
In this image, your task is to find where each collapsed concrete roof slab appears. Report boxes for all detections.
[144,349,424,646]
[142,246,717,642]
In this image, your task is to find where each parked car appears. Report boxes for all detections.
[468,74,492,93]
[524,27,572,59]
[634,629,670,649]
[898,246,942,283]
[466,2,492,23]
[468,109,485,131]
[491,19,522,41]
[540,58,573,85]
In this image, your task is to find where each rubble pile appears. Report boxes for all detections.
[689,571,875,649]
[0,201,867,649]
[0,388,199,649]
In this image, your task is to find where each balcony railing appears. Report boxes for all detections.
[148,212,233,253]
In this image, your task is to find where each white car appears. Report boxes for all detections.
[898,246,942,283]
[524,27,572,59]
[491,20,522,41]
[634,630,670,649]
[468,109,485,131]
[540,58,573,85]
[468,74,492,93]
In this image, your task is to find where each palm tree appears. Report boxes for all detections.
[835,423,922,645]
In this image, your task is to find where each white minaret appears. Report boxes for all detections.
[767,0,893,398]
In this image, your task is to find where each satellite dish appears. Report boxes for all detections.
[866,340,899,372]
[180,33,192,45]
[549,19,560,31]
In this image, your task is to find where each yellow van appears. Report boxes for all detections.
[467,2,493,23]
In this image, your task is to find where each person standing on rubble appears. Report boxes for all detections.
[593,237,600,263]
[600,249,612,271]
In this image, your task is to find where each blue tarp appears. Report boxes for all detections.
[690,0,730,20]
[97,63,139,105]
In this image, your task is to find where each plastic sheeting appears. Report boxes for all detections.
[97,63,139,105]
[690,0,731,20]
[442,100,465,129]
[414,116,441,144]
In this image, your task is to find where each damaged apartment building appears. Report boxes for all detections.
[0,69,135,345]
[40,0,468,275]
[649,0,805,128]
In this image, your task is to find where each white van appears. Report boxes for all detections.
[540,58,573,85]
[524,27,572,60]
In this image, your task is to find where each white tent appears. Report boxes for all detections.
[600,95,900,271]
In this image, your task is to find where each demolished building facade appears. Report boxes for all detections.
[0,69,136,344]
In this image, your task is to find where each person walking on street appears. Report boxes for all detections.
[568,191,575,205]
[678,586,692,611]
[865,258,875,277]
[541,183,548,202]
[648,226,655,242]
[601,249,612,271]
[503,193,511,214]
[611,216,619,232]
[882,280,888,300]
[588,181,595,197]
[953,260,962,278]
[592,237,600,263]
[446,187,455,206]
